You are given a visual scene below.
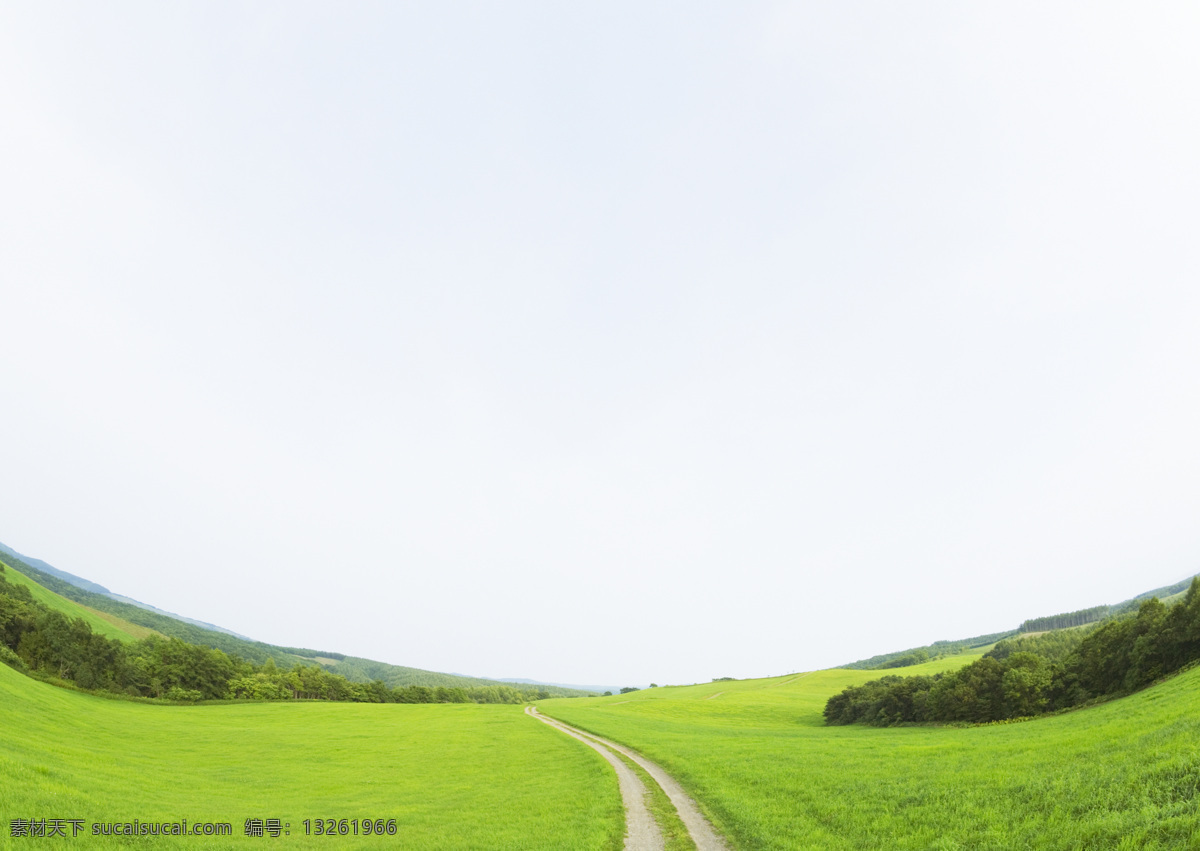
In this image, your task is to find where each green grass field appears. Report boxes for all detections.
[0,663,621,849]
[538,654,1200,850]
[0,563,153,643]
[8,552,1200,851]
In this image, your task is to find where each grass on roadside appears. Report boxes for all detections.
[609,748,694,851]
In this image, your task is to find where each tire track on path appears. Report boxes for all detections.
[525,706,662,850]
[526,706,729,851]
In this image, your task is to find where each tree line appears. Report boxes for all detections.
[841,630,1018,671]
[825,579,1200,726]
[1019,605,1110,633]
[0,564,557,705]
[986,626,1093,663]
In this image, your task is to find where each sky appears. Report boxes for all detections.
[2,2,1199,688]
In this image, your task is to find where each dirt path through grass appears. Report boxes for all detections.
[525,706,662,850]
[526,706,729,851]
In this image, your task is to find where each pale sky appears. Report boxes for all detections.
[2,2,1199,687]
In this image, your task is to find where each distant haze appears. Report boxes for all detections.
[2,3,1199,685]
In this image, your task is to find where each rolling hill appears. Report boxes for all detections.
[0,543,594,696]
[843,571,1200,670]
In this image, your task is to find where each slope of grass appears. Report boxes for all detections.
[538,654,1200,850]
[0,663,622,849]
[1,562,153,642]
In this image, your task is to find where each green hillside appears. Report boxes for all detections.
[845,572,1200,670]
[308,655,531,691]
[0,662,620,849]
[537,654,1200,849]
[0,561,155,643]
[0,549,591,696]
[1015,577,1198,634]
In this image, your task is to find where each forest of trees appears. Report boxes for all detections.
[0,564,558,705]
[825,580,1200,726]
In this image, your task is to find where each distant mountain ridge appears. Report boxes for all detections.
[0,541,111,594]
[494,677,623,695]
[0,539,597,696]
[0,541,253,640]
[104,593,255,641]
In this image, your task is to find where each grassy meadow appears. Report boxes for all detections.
[537,654,1200,850]
[0,663,621,849]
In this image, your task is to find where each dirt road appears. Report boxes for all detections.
[525,706,729,851]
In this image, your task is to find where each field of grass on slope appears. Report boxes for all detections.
[0,562,154,642]
[537,653,1200,850]
[0,664,621,849]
